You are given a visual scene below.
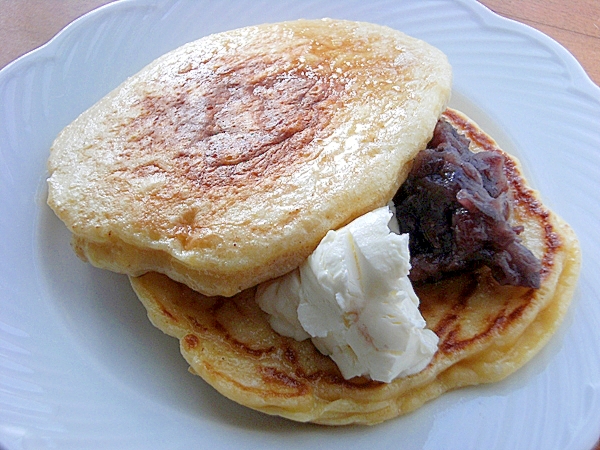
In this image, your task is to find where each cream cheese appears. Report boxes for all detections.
[256,206,438,383]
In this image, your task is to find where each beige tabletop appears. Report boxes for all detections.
[1,0,599,448]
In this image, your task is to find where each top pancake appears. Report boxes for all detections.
[47,19,452,297]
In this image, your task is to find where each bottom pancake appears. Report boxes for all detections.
[129,110,581,425]
[129,220,579,425]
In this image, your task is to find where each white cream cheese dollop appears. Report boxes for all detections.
[256,206,439,383]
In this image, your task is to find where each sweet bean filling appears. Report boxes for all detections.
[393,119,541,289]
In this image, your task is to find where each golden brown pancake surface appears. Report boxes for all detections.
[129,110,581,425]
[47,19,452,297]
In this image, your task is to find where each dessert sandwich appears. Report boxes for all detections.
[47,19,580,425]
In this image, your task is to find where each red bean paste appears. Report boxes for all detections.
[393,119,541,288]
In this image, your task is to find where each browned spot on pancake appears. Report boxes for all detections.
[159,304,177,322]
[284,346,298,365]
[433,312,460,341]
[443,109,563,281]
[417,265,538,355]
[210,318,276,358]
[124,54,344,199]
[187,315,208,333]
[438,291,533,354]
[425,274,479,339]
[263,360,383,393]
[440,314,500,354]
[207,296,227,316]
[131,162,165,178]
[260,367,309,395]
[315,372,384,389]
[183,333,199,350]
[202,297,277,358]
[284,363,383,390]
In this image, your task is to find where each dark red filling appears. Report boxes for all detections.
[393,119,541,288]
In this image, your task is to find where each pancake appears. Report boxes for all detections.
[46,19,452,297]
[129,109,581,425]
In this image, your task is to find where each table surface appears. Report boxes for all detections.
[1,1,599,449]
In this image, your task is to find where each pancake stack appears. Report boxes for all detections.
[47,19,580,425]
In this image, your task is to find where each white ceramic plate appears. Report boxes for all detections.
[1,0,599,449]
